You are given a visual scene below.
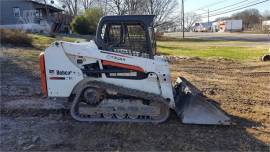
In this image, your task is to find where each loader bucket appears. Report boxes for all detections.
[174,77,231,125]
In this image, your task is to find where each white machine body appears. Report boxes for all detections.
[43,41,175,108]
[39,15,231,125]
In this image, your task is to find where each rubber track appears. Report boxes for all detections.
[70,80,171,123]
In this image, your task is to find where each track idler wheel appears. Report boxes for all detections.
[83,88,104,106]
[114,106,127,119]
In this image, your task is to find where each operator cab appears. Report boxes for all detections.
[95,15,156,59]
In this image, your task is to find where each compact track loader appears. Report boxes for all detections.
[39,15,231,125]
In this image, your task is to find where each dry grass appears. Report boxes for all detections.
[0,29,33,47]
[30,34,80,49]
[0,30,83,50]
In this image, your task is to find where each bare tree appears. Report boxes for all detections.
[95,0,108,15]
[106,0,126,15]
[262,10,270,20]
[143,0,178,27]
[215,16,231,22]
[184,12,201,31]
[124,0,144,15]
[95,0,178,27]
[59,0,79,16]
[80,0,95,10]
[105,0,144,15]
[232,9,262,29]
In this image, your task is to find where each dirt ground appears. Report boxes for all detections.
[1,47,270,151]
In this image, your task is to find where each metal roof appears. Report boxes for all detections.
[99,15,155,27]
[29,0,63,12]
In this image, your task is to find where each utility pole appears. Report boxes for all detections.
[208,9,210,30]
[182,0,184,39]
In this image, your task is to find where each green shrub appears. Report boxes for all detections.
[71,16,90,34]
[71,8,103,35]
[0,29,33,47]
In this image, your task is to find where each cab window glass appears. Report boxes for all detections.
[100,23,150,58]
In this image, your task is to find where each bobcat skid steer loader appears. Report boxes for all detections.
[39,15,231,125]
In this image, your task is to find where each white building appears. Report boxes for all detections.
[218,20,243,32]
[193,22,213,32]
[262,20,270,32]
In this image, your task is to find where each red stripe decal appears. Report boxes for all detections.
[49,77,66,80]
[102,61,144,72]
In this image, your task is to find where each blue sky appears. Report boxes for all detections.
[178,0,270,21]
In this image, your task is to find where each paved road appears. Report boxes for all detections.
[165,32,270,43]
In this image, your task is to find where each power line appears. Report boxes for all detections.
[196,0,250,24]
[190,0,230,12]
[208,0,269,17]
[199,0,269,18]
[197,0,250,15]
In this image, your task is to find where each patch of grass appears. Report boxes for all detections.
[158,36,270,46]
[29,34,81,49]
[157,36,221,42]
[0,29,33,47]
[2,34,82,67]
[3,49,41,63]
[62,37,80,42]
[31,34,55,48]
[2,48,42,78]
[157,41,268,61]
[1,30,85,50]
